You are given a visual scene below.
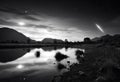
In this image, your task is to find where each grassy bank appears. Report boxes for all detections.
[52,46,120,82]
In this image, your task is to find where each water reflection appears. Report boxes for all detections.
[41,46,64,51]
[16,64,24,69]
[0,49,27,63]
[0,47,84,82]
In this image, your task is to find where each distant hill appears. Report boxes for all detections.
[92,34,120,46]
[92,37,101,42]
[0,27,35,43]
[42,38,64,44]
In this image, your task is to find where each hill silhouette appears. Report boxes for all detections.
[0,27,34,43]
[42,38,64,44]
[92,34,120,47]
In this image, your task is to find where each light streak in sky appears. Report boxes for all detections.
[96,24,104,33]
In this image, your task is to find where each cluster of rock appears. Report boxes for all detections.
[52,46,120,82]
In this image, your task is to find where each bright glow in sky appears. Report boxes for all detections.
[18,22,26,26]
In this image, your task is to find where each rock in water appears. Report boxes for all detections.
[55,52,68,62]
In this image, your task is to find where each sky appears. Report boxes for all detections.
[0,0,120,41]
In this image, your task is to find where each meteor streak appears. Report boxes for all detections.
[96,24,104,33]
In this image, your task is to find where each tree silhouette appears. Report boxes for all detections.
[84,37,91,43]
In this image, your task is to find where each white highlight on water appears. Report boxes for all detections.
[16,64,24,69]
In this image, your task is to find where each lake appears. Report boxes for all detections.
[0,47,84,82]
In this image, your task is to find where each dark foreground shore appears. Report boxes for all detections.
[52,46,120,82]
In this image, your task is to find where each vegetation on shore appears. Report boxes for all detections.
[52,46,120,82]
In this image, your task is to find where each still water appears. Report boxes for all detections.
[0,47,84,82]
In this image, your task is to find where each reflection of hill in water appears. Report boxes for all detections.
[0,47,79,63]
[41,46,64,51]
[0,49,27,63]
[0,47,81,82]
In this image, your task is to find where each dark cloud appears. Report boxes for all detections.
[0,19,16,26]
[24,24,49,29]
[23,16,41,21]
[0,6,41,22]
[0,7,26,15]
[111,16,120,24]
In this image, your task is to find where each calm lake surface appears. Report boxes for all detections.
[0,47,84,82]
